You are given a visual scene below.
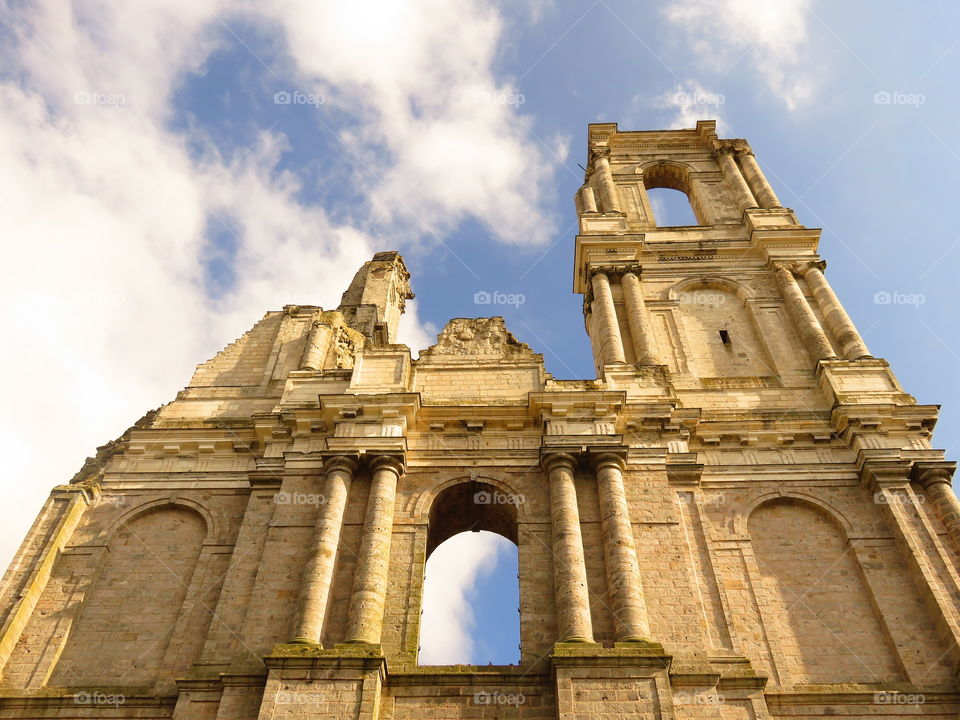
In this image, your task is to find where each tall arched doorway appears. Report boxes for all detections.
[418,481,521,665]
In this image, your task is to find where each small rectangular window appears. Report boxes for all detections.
[719,329,731,345]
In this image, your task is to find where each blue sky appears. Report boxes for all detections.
[2,0,959,665]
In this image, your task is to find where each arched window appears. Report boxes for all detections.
[642,162,705,226]
[418,481,520,665]
[647,187,698,227]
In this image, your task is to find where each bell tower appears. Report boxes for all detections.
[575,121,875,390]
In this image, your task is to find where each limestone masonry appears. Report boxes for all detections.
[2,120,959,719]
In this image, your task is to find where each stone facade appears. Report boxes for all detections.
[1,122,959,719]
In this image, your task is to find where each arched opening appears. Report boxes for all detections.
[642,162,705,226]
[418,481,521,666]
[647,187,698,227]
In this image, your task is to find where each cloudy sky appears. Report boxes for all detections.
[2,0,959,665]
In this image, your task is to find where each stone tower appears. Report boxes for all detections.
[1,120,959,720]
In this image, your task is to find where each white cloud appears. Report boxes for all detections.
[663,0,816,110]
[651,81,727,131]
[398,301,437,358]
[256,0,557,245]
[418,531,510,664]
[0,0,557,570]
[550,132,572,165]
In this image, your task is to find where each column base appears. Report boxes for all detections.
[551,641,672,719]
[261,645,387,720]
[335,640,383,653]
[553,640,602,654]
[551,640,670,661]
[558,636,599,644]
[615,638,667,653]
[816,357,916,407]
[287,637,322,647]
[744,206,800,229]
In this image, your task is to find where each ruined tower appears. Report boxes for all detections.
[1,120,959,719]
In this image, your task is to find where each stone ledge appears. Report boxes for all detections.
[550,640,670,670]
[264,642,387,672]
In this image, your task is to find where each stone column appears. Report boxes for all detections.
[344,455,404,645]
[917,466,960,559]
[715,148,757,213]
[737,150,781,208]
[300,320,333,371]
[800,262,871,360]
[291,456,358,644]
[593,453,650,642]
[621,269,658,364]
[543,453,594,643]
[590,148,622,213]
[772,263,837,361]
[590,271,626,365]
[577,184,598,214]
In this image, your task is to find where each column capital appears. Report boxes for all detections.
[913,461,957,489]
[798,259,827,274]
[607,263,643,279]
[770,260,799,275]
[541,451,580,475]
[323,454,360,476]
[365,453,405,477]
[714,139,750,155]
[589,145,612,163]
[586,266,609,281]
[587,263,643,280]
[589,449,628,473]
